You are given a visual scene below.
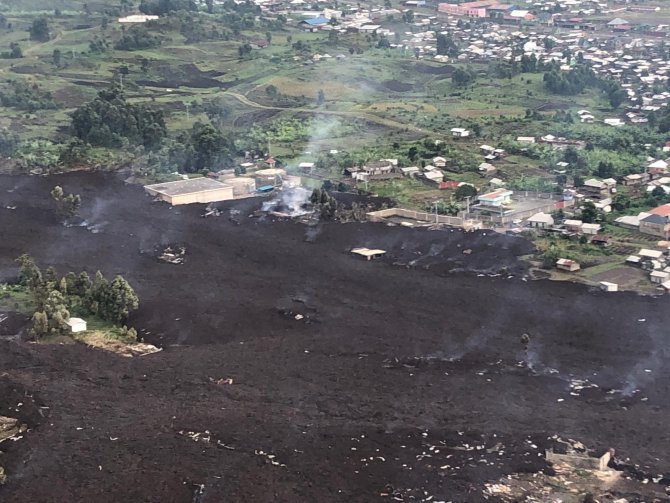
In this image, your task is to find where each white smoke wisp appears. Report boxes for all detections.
[302,116,340,157]
[261,187,313,217]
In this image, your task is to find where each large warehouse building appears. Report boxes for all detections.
[144,178,235,205]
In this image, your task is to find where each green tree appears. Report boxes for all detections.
[596,161,614,178]
[454,184,477,200]
[59,139,92,166]
[43,290,70,334]
[580,201,598,223]
[608,87,627,109]
[139,0,197,15]
[16,254,42,291]
[203,96,231,128]
[611,193,631,211]
[71,84,166,149]
[29,18,49,42]
[452,67,476,87]
[50,185,82,219]
[52,49,61,67]
[189,122,230,170]
[238,43,252,59]
[101,276,139,324]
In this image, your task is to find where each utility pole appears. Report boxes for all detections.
[464,195,472,215]
[185,102,190,121]
[119,72,123,89]
[433,201,439,223]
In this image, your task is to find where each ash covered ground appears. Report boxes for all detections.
[0,173,669,502]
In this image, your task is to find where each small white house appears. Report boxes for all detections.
[527,212,554,229]
[581,223,601,235]
[66,317,87,333]
[451,127,470,138]
[600,281,618,292]
[650,270,669,284]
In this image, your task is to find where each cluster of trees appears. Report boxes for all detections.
[29,18,49,42]
[58,139,93,167]
[0,42,22,59]
[452,67,477,88]
[542,66,627,108]
[167,121,235,172]
[436,33,459,58]
[543,65,600,96]
[0,80,57,112]
[71,84,167,149]
[115,26,161,51]
[16,255,139,339]
[139,0,197,15]
[309,188,339,220]
[50,185,81,219]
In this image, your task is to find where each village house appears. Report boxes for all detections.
[580,179,609,200]
[66,317,87,333]
[622,173,649,186]
[538,135,585,150]
[516,136,535,144]
[478,162,497,175]
[639,213,670,239]
[556,258,580,272]
[581,223,601,236]
[648,159,668,178]
[527,212,554,229]
[432,156,446,168]
[362,160,394,176]
[421,170,445,187]
[650,270,669,284]
[477,188,513,207]
[400,166,420,177]
[564,219,583,233]
[450,127,470,138]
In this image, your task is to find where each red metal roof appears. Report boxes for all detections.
[650,204,670,217]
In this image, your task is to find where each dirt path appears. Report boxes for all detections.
[224,91,436,136]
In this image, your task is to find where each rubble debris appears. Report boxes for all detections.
[154,244,187,265]
[202,208,220,218]
[210,377,233,385]
[0,416,23,442]
[254,449,286,467]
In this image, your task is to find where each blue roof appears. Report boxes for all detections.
[303,16,329,25]
[641,213,667,224]
[257,185,275,192]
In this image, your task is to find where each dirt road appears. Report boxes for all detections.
[224,91,436,136]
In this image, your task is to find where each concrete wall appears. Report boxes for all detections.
[366,208,484,230]
[169,187,235,205]
[546,450,610,471]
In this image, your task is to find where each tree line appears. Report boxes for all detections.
[15,255,139,339]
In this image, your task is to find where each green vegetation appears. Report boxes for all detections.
[14,254,139,340]
[71,84,166,149]
[0,0,663,226]
[50,185,81,219]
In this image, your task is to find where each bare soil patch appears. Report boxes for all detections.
[382,79,414,92]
